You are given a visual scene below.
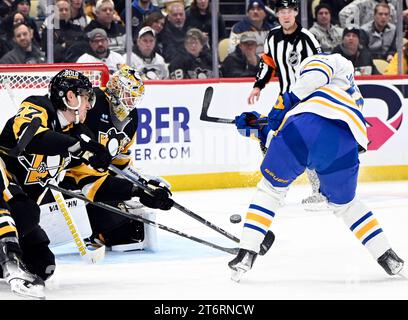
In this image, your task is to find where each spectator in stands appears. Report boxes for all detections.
[185,0,227,48]
[143,10,165,54]
[159,1,188,62]
[11,0,41,44]
[71,0,91,29]
[319,0,354,26]
[127,26,168,80]
[0,22,45,64]
[338,0,398,28]
[384,39,408,75]
[121,0,161,39]
[220,32,260,78]
[84,0,122,22]
[360,2,396,62]
[85,0,126,54]
[0,10,27,41]
[40,0,86,63]
[228,0,276,56]
[309,3,343,53]
[0,0,15,19]
[168,28,212,79]
[332,26,379,75]
[76,28,125,73]
[0,37,10,59]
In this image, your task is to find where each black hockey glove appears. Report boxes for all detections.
[69,134,112,171]
[137,180,174,211]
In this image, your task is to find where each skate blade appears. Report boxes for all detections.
[230,268,246,283]
[10,279,46,300]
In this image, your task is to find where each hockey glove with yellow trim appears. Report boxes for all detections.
[267,92,300,131]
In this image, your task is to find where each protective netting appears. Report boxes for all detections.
[0,70,106,90]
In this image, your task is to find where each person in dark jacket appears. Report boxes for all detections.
[185,0,227,48]
[159,1,188,63]
[332,25,379,75]
[40,0,86,62]
[221,33,260,78]
[0,22,45,64]
[11,0,41,44]
[169,28,212,79]
[120,0,160,39]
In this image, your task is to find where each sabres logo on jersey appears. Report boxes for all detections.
[18,154,71,187]
[98,127,130,157]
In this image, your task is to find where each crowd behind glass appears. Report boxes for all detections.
[0,0,406,80]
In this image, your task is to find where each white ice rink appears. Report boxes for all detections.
[1,181,408,300]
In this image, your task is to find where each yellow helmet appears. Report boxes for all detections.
[106,65,145,121]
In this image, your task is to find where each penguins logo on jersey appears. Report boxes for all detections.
[98,127,130,157]
[288,50,300,67]
[18,154,71,186]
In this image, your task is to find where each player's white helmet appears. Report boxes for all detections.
[106,65,145,121]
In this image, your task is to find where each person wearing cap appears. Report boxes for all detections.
[309,3,343,53]
[120,0,161,39]
[221,32,260,78]
[168,27,212,79]
[126,26,169,80]
[84,0,126,54]
[228,0,277,56]
[185,0,227,48]
[39,0,86,62]
[332,25,379,75]
[9,0,41,44]
[76,28,125,73]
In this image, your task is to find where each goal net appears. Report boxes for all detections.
[0,62,110,129]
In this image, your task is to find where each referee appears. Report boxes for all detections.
[247,0,326,211]
[247,0,321,103]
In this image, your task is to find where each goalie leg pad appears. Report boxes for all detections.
[332,199,391,260]
[240,178,287,253]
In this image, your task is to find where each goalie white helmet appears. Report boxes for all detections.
[105,65,145,122]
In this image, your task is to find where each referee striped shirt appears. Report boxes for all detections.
[254,24,321,95]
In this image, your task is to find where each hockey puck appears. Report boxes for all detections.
[230,214,242,224]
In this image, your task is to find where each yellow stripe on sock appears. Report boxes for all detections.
[246,212,272,228]
[0,225,17,236]
[355,219,379,239]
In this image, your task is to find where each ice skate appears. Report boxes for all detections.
[377,249,404,277]
[2,252,45,300]
[301,192,330,212]
[228,249,257,282]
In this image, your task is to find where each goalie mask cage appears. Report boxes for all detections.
[0,62,110,128]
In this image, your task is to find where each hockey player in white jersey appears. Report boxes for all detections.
[230,53,404,281]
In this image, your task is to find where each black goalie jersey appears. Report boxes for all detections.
[63,88,138,202]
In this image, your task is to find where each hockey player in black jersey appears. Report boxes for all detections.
[61,65,173,251]
[0,69,113,298]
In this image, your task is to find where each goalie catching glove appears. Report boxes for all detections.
[69,134,112,170]
[133,179,174,211]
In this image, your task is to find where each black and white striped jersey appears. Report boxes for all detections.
[254,24,321,95]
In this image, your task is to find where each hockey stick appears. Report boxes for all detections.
[108,164,240,243]
[199,86,268,126]
[0,117,42,157]
[46,183,240,255]
[48,179,106,263]
[107,164,275,255]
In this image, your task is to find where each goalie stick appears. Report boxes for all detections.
[46,183,240,255]
[108,164,275,256]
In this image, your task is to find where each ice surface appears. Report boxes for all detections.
[1,181,407,300]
